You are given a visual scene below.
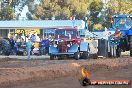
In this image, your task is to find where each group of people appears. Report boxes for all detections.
[24,33,42,60]
[9,33,42,60]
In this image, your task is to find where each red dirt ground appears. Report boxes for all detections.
[0,57,132,88]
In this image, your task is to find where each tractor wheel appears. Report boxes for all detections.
[129,36,132,57]
[5,52,10,56]
[82,51,89,59]
[50,54,55,60]
[74,52,80,60]
[58,57,62,60]
[0,39,11,56]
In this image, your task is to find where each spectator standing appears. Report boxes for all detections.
[10,36,15,49]
[26,39,32,60]
[16,37,21,47]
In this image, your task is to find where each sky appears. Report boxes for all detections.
[102,0,110,3]
[18,5,29,20]
[16,0,40,20]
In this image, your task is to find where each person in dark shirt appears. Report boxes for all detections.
[10,36,15,49]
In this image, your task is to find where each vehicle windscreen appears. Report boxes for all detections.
[55,30,77,36]
[55,30,65,36]
[112,17,132,30]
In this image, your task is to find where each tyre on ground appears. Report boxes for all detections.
[82,51,89,59]
[74,51,80,60]
[0,39,11,56]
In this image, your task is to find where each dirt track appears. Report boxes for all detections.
[0,57,132,88]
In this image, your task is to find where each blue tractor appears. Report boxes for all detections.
[108,14,132,57]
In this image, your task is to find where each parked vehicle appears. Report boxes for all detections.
[0,38,27,56]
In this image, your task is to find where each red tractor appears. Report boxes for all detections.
[49,28,90,60]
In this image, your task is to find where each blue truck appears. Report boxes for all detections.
[108,14,132,57]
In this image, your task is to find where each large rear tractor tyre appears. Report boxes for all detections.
[0,39,11,56]
[129,36,132,57]
[74,52,80,60]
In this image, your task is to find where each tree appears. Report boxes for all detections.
[0,0,28,20]
[108,0,132,14]
[102,0,132,28]
[88,0,132,30]
[88,0,103,31]
[89,0,103,23]
[27,0,90,20]
[0,5,15,20]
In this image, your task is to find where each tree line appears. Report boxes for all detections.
[0,0,131,30]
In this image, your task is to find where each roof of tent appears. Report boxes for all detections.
[0,20,85,29]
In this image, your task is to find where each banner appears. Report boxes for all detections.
[15,29,40,35]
